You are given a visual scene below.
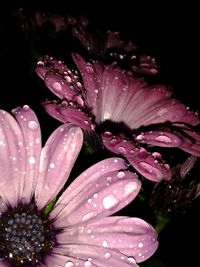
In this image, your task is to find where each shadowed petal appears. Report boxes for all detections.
[72,53,104,119]
[0,109,26,207]
[35,124,83,209]
[44,74,77,100]
[50,245,139,267]
[57,217,158,263]
[0,259,11,267]
[12,106,41,203]
[102,132,171,182]
[135,130,182,147]
[51,158,141,226]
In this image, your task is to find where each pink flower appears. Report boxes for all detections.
[0,106,158,266]
[35,54,200,182]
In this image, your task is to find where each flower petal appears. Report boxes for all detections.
[43,101,94,131]
[35,124,83,209]
[72,53,104,120]
[0,259,10,267]
[135,130,182,147]
[0,109,26,207]
[50,245,139,267]
[102,132,171,182]
[51,157,141,227]
[12,106,41,203]
[57,217,158,263]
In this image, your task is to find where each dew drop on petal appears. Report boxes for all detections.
[102,240,108,247]
[138,148,148,159]
[155,135,172,144]
[85,65,94,74]
[124,181,138,196]
[104,252,111,259]
[102,194,119,209]
[84,261,92,267]
[28,120,38,131]
[136,134,144,141]
[22,105,30,111]
[49,162,55,168]
[139,162,162,180]
[118,146,126,155]
[29,156,36,165]
[65,262,75,267]
[138,242,143,248]
[127,257,136,264]
[117,171,125,179]
[52,82,62,91]
[82,211,96,222]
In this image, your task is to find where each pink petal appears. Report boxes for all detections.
[102,132,171,182]
[12,106,41,203]
[50,245,139,267]
[43,101,94,131]
[72,54,104,120]
[135,130,182,147]
[35,124,83,209]
[44,74,77,100]
[0,259,10,267]
[57,217,158,263]
[35,64,50,79]
[51,157,141,227]
[0,109,26,207]
[180,155,197,178]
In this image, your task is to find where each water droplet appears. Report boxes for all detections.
[28,120,38,131]
[109,138,120,146]
[102,240,108,247]
[118,146,126,155]
[117,171,125,179]
[139,162,162,180]
[52,82,62,91]
[49,162,55,168]
[138,242,143,248]
[82,212,96,222]
[103,131,112,137]
[155,135,172,144]
[29,156,36,165]
[104,252,111,259]
[85,65,94,74]
[102,194,119,209]
[22,105,30,111]
[127,257,136,264]
[136,134,144,141]
[138,148,148,159]
[124,181,137,196]
[65,262,75,267]
[84,261,92,267]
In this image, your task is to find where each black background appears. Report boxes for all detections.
[1,1,199,266]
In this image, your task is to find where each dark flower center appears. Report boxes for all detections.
[0,203,57,266]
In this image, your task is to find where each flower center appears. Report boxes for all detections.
[0,203,57,266]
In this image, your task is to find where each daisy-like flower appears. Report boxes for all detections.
[0,105,158,266]
[36,54,200,183]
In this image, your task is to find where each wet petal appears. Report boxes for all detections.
[12,105,41,203]
[35,124,83,209]
[102,132,171,182]
[0,109,26,207]
[44,74,77,100]
[51,245,139,267]
[51,157,141,227]
[0,259,10,267]
[43,101,94,131]
[57,217,158,263]
[136,130,182,147]
[72,53,104,120]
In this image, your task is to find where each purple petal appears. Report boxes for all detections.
[57,217,158,263]
[12,105,41,203]
[0,259,10,267]
[0,109,26,207]
[51,157,141,227]
[102,132,171,182]
[44,74,77,100]
[135,130,182,147]
[43,101,94,131]
[35,124,83,209]
[72,53,104,120]
[180,155,197,178]
[50,245,139,267]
